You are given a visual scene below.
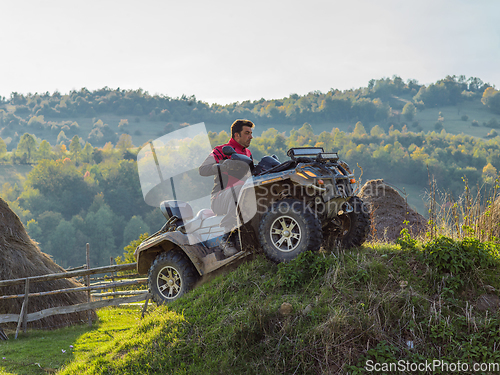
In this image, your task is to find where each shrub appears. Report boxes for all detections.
[396,225,417,251]
[486,129,498,139]
[483,118,500,129]
[422,236,500,291]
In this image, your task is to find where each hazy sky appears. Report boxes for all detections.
[1,0,499,104]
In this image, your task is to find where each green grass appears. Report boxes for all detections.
[412,101,500,138]
[3,239,499,374]
[0,306,144,375]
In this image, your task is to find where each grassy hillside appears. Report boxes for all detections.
[2,238,499,375]
[412,101,500,138]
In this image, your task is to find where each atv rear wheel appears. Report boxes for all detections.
[148,251,198,305]
[323,196,370,250]
[258,199,322,263]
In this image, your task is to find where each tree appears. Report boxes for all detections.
[17,133,37,163]
[48,219,76,266]
[402,102,416,121]
[122,216,150,249]
[38,140,53,160]
[481,87,497,106]
[88,127,104,144]
[27,115,45,130]
[1,182,21,201]
[83,205,116,265]
[57,130,69,145]
[353,122,367,137]
[18,185,57,217]
[26,219,42,242]
[26,159,93,216]
[69,135,82,162]
[36,211,64,244]
[352,99,378,123]
[82,142,94,163]
[482,88,500,114]
[482,163,497,184]
[92,149,103,164]
[116,233,149,265]
[116,134,133,151]
[370,125,385,137]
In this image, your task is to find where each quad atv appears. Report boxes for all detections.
[135,147,370,304]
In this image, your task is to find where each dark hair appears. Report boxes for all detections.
[231,119,254,139]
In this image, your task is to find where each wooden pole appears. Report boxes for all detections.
[15,278,29,339]
[110,257,116,298]
[14,302,25,339]
[22,278,29,333]
[86,243,92,327]
[141,294,150,319]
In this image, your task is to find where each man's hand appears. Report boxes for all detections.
[212,159,248,175]
[218,159,239,173]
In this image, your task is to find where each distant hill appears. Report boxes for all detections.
[1,75,500,151]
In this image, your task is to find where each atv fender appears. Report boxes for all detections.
[135,231,207,275]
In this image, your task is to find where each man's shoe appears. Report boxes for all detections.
[220,233,238,257]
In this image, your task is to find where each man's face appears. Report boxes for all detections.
[235,126,253,148]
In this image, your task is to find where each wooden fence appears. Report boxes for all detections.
[0,245,151,339]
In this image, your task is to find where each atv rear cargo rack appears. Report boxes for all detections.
[287,147,339,162]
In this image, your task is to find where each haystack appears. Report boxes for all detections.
[359,179,427,243]
[0,197,96,329]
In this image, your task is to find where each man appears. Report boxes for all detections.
[199,119,254,257]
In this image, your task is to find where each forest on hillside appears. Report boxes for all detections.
[0,75,500,268]
[0,125,499,268]
[1,75,500,152]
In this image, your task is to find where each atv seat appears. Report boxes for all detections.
[191,214,224,242]
[160,200,194,222]
[180,208,217,233]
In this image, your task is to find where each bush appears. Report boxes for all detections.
[422,236,500,292]
[483,118,500,129]
[486,129,498,139]
[461,114,469,121]
[395,225,417,251]
[471,119,479,127]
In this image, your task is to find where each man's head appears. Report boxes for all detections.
[231,119,254,148]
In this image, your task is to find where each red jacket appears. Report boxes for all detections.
[199,138,253,199]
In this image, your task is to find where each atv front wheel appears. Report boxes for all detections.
[258,199,322,263]
[323,196,370,250]
[148,251,198,305]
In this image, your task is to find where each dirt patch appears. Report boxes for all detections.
[359,179,427,243]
